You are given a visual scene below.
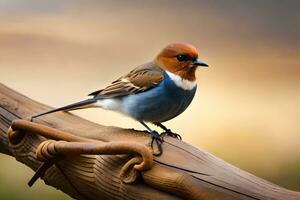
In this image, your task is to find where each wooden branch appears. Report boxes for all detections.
[0,83,299,200]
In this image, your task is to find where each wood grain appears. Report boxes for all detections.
[0,83,299,200]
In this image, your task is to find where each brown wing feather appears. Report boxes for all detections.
[89,62,163,98]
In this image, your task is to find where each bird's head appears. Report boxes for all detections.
[155,43,208,81]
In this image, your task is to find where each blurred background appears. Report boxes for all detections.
[0,0,299,199]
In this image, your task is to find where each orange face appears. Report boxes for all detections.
[155,43,207,81]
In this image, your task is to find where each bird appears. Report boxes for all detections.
[31,43,208,156]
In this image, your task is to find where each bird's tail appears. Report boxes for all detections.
[31,98,98,119]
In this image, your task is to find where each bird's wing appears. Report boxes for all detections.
[89,62,164,98]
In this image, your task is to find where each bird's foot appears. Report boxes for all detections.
[161,129,182,140]
[147,130,163,156]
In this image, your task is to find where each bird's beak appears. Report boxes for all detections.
[192,59,209,67]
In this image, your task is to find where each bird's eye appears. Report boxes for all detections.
[176,55,188,62]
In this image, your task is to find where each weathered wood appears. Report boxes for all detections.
[0,83,299,200]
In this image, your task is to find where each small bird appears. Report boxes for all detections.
[31,43,208,156]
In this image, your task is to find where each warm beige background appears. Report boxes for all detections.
[0,0,299,199]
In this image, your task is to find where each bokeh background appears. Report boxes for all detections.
[0,0,299,199]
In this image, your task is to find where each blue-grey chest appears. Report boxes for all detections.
[122,71,197,122]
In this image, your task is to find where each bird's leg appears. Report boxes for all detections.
[153,122,182,140]
[139,121,163,156]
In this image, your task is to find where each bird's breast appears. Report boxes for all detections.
[121,72,197,122]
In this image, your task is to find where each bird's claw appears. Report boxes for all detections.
[161,129,182,140]
[147,130,163,156]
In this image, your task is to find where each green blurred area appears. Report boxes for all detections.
[0,0,299,199]
[0,155,69,200]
